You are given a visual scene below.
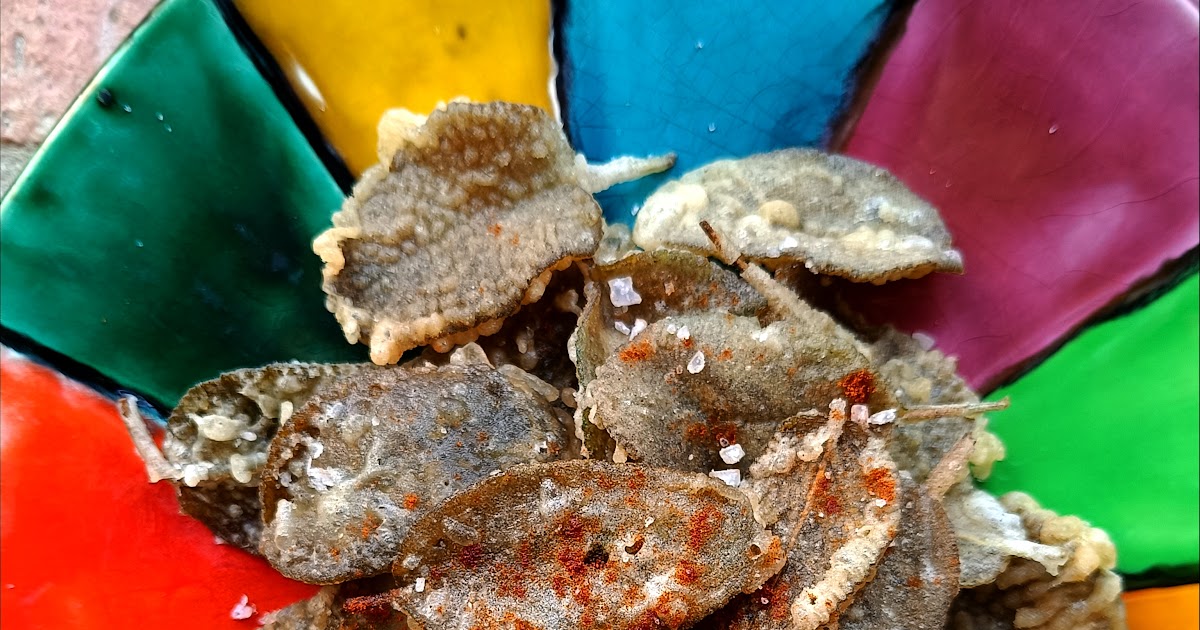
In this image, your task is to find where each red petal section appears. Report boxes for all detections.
[844,0,1199,389]
[0,351,316,629]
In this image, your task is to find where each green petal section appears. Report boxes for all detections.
[0,0,361,405]
[984,273,1200,575]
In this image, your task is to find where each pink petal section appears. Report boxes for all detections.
[843,0,1199,390]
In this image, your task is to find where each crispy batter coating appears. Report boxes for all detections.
[410,263,586,393]
[258,363,570,584]
[119,363,358,553]
[573,249,767,390]
[315,102,603,364]
[870,329,1005,482]
[585,312,889,474]
[836,474,960,630]
[593,221,640,266]
[707,405,901,630]
[390,460,784,630]
[948,493,1127,630]
[261,576,407,630]
[570,250,767,460]
[943,482,1069,588]
[632,149,963,283]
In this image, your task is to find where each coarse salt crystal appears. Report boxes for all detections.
[874,498,888,508]
[614,320,632,335]
[912,331,936,351]
[415,577,426,593]
[629,318,648,339]
[709,469,742,487]
[676,325,691,341]
[719,443,745,465]
[751,328,770,342]
[780,236,799,249]
[850,404,870,425]
[307,466,344,491]
[868,409,897,425]
[608,276,642,307]
[687,351,706,374]
[230,594,256,620]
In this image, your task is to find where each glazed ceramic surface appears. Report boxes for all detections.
[1,0,1195,628]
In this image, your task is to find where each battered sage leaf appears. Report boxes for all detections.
[259,362,571,584]
[315,101,671,364]
[632,148,963,283]
[389,460,784,630]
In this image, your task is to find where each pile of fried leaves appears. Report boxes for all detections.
[120,102,1126,630]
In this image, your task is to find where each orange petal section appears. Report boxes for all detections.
[0,351,316,629]
[1124,584,1199,630]
[235,0,555,175]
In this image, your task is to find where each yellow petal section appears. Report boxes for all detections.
[1124,584,1199,630]
[235,0,555,175]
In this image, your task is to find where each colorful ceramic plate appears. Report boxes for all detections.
[1,0,1196,628]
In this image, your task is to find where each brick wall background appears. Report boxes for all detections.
[0,0,158,194]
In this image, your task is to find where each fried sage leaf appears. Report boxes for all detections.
[118,363,357,553]
[573,249,767,390]
[584,311,889,474]
[835,474,960,630]
[948,493,1126,630]
[389,460,784,630]
[707,404,902,630]
[315,102,671,365]
[262,576,407,630]
[944,482,1068,588]
[410,262,586,394]
[870,328,1007,483]
[632,148,963,283]
[571,249,767,460]
[259,363,570,584]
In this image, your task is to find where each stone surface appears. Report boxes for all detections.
[0,0,159,144]
[840,0,1200,390]
[0,0,361,406]
[0,143,35,195]
[984,273,1199,575]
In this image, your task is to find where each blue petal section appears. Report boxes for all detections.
[561,0,893,222]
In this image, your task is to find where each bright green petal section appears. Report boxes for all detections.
[984,273,1200,575]
[0,0,362,405]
